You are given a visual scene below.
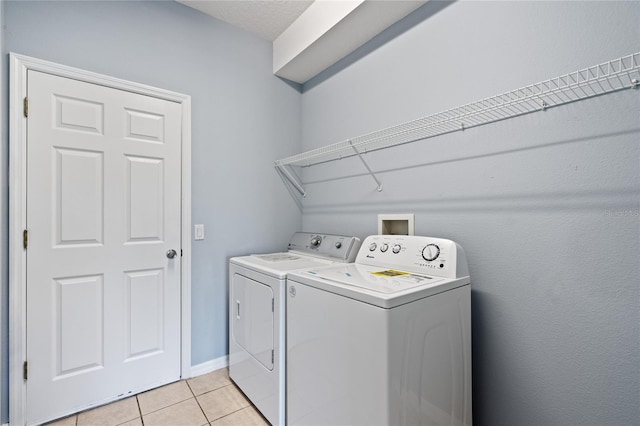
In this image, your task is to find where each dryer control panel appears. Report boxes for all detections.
[288,232,361,263]
[356,235,469,279]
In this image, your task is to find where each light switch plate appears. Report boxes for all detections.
[194,224,205,240]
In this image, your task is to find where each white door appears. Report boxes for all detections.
[25,70,182,424]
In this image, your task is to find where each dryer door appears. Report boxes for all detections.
[232,274,275,370]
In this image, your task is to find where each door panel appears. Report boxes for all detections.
[125,108,164,142]
[54,94,104,134]
[26,70,182,424]
[125,156,164,242]
[124,269,164,360]
[54,148,104,245]
[55,274,104,377]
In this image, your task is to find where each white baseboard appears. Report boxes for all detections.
[190,355,228,377]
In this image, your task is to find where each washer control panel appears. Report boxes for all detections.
[288,232,362,263]
[355,235,468,279]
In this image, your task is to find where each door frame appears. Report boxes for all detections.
[9,53,192,425]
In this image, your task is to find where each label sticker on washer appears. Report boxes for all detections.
[371,269,409,277]
[371,270,434,286]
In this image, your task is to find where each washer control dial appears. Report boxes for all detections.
[335,241,342,249]
[392,244,402,254]
[369,243,377,251]
[310,236,322,247]
[380,243,389,253]
[421,244,440,261]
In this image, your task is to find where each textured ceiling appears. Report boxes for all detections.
[178,0,315,41]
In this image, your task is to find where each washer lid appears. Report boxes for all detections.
[306,264,444,294]
[230,253,334,279]
[255,253,301,262]
[288,264,469,308]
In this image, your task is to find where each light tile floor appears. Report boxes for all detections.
[45,369,269,426]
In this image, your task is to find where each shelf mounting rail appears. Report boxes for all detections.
[275,52,640,197]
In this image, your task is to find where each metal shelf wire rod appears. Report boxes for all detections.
[274,52,639,193]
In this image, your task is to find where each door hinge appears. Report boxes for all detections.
[23,361,28,380]
[23,97,28,118]
[271,350,274,364]
[181,249,183,257]
[23,229,29,250]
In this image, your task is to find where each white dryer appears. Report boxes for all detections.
[229,232,361,426]
[286,235,472,426]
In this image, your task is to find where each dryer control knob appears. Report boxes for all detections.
[422,244,440,261]
[335,242,342,249]
[369,243,377,251]
[392,244,402,254]
[380,243,389,252]
[310,236,322,247]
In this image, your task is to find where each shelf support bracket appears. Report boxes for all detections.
[349,140,382,192]
[276,163,306,197]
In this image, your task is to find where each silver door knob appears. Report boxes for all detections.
[166,249,178,259]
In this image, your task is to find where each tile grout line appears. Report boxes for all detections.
[185,378,211,425]
[201,383,254,425]
[185,378,196,398]
[135,394,144,426]
[191,384,213,424]
[58,374,242,426]
[207,406,247,425]
[137,381,196,417]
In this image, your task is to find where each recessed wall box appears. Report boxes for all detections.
[378,214,415,236]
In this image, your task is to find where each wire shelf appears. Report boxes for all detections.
[275,52,640,195]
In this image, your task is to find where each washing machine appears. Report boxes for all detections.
[286,235,472,426]
[228,232,361,426]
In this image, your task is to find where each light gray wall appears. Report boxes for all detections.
[1,1,302,421]
[300,2,639,425]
